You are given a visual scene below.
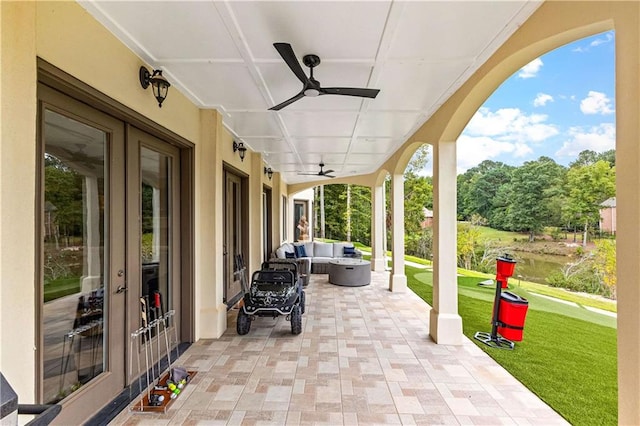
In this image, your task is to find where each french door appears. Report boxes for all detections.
[39,85,181,423]
[223,171,245,306]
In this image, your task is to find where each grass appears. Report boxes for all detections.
[455,267,617,313]
[408,266,618,425]
[475,225,524,242]
[44,277,81,302]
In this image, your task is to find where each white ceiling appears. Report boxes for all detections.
[80,0,541,184]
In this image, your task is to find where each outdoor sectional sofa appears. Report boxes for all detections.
[273,240,362,275]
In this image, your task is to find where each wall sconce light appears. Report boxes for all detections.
[139,66,171,108]
[233,141,247,162]
[264,167,273,180]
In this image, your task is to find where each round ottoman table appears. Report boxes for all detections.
[328,258,371,287]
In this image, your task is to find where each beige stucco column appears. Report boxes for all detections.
[371,183,386,271]
[389,173,407,291]
[249,152,264,273]
[430,140,463,344]
[615,6,640,424]
[0,1,38,402]
[195,110,227,338]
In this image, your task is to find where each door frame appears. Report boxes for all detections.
[37,84,128,422]
[38,59,195,344]
[36,60,195,419]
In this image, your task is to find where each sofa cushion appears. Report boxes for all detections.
[312,257,333,264]
[314,241,333,258]
[302,241,314,257]
[332,242,351,258]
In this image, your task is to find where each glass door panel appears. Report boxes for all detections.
[42,109,108,403]
[140,147,172,334]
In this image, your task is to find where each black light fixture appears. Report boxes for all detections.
[233,141,247,162]
[139,66,171,108]
[264,167,273,180]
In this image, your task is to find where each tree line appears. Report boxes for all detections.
[457,149,616,245]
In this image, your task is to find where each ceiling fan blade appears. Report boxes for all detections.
[269,91,305,111]
[322,169,335,175]
[273,43,308,85]
[324,174,336,178]
[321,87,380,98]
[297,172,320,175]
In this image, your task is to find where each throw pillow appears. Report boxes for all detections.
[343,246,356,257]
[294,244,307,258]
[285,251,296,259]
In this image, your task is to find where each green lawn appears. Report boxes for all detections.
[475,225,524,242]
[408,266,617,425]
[44,277,81,302]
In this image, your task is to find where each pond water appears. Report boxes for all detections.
[508,251,569,285]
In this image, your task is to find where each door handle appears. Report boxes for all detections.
[116,285,127,294]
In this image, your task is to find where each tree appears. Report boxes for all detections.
[456,160,514,224]
[593,239,616,299]
[405,144,430,175]
[507,157,566,241]
[565,160,616,246]
[570,149,616,168]
[44,155,85,243]
[457,223,481,269]
[323,184,347,240]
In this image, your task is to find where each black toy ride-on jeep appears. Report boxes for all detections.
[237,261,305,335]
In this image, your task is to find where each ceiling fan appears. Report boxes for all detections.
[269,42,380,111]
[298,163,336,178]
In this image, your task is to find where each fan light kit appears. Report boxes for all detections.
[269,43,380,111]
[298,163,335,179]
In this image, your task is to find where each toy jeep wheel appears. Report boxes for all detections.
[237,308,251,335]
[300,291,306,315]
[290,305,302,335]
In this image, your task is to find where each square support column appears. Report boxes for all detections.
[196,110,227,338]
[371,183,386,271]
[615,7,640,424]
[430,141,463,344]
[389,173,407,292]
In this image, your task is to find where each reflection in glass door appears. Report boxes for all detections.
[42,110,107,402]
[140,147,173,335]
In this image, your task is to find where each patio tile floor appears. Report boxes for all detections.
[109,270,568,425]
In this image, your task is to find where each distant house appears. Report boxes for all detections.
[421,207,433,228]
[599,197,616,234]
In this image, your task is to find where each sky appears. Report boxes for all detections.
[454,30,616,174]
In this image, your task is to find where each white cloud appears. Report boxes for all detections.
[590,32,614,47]
[456,135,524,173]
[572,31,614,53]
[555,123,616,157]
[518,58,543,79]
[533,93,554,107]
[458,107,559,172]
[465,107,559,142]
[580,91,614,115]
